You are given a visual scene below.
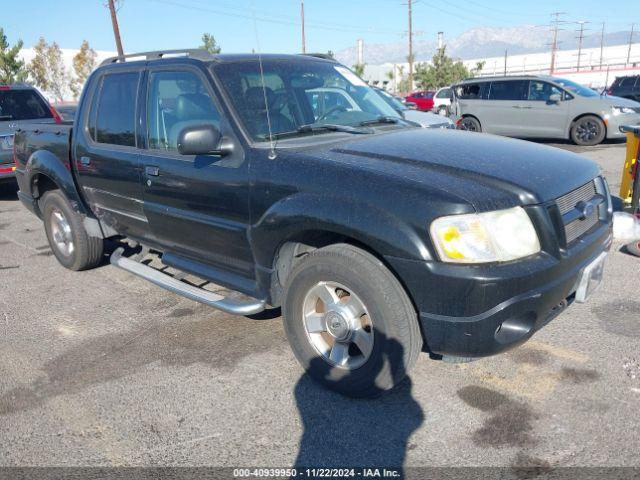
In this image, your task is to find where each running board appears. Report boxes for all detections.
[110,248,266,316]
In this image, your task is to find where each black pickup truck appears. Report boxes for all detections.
[14,50,613,397]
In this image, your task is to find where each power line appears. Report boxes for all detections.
[548,12,567,74]
[575,21,589,71]
[628,23,635,64]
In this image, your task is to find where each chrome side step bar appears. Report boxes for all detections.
[110,248,266,316]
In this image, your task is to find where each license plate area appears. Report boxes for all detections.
[575,252,607,303]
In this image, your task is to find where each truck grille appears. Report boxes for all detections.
[556,180,599,244]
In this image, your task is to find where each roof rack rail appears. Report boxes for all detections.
[300,53,337,61]
[100,49,215,67]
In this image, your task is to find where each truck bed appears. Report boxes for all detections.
[14,122,74,171]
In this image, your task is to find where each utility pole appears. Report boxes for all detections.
[549,12,566,75]
[408,0,414,92]
[300,0,306,54]
[599,22,605,69]
[107,0,124,59]
[575,21,589,71]
[627,23,635,65]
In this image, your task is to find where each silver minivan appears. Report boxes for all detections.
[452,75,640,146]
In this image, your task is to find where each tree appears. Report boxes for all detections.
[352,63,366,77]
[29,38,50,91]
[0,28,28,84]
[414,46,472,90]
[28,38,70,102]
[71,40,97,99]
[199,33,221,54]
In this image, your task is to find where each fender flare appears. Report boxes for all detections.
[250,192,432,269]
[26,149,89,217]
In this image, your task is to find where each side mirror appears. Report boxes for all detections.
[548,93,561,103]
[177,124,231,156]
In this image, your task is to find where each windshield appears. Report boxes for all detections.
[551,77,599,98]
[375,88,406,111]
[213,59,401,141]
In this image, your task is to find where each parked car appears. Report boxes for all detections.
[452,75,640,146]
[0,84,60,183]
[607,75,640,102]
[53,102,78,121]
[14,50,612,397]
[405,90,435,111]
[373,87,454,129]
[433,87,453,115]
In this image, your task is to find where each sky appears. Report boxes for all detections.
[2,0,638,56]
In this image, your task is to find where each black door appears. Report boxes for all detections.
[75,70,149,240]
[140,67,254,278]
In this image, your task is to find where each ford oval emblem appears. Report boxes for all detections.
[577,201,595,220]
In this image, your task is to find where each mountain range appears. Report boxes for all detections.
[334,26,635,65]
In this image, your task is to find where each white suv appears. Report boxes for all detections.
[433,87,453,115]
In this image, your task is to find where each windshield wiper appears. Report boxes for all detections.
[262,123,373,141]
[358,115,401,126]
[296,123,373,134]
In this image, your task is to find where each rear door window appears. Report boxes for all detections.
[488,80,528,100]
[0,90,53,121]
[90,72,139,147]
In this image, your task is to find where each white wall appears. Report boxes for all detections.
[364,42,640,92]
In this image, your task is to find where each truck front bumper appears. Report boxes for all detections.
[385,223,612,357]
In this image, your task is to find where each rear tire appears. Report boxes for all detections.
[571,115,606,146]
[282,243,422,397]
[41,190,103,271]
[459,116,481,132]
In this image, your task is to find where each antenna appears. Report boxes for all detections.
[251,1,277,160]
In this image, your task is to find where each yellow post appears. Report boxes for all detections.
[619,125,640,207]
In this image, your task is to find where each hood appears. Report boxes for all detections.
[403,110,454,128]
[323,129,600,209]
[598,95,640,108]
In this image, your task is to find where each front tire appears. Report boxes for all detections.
[627,240,640,257]
[571,115,606,146]
[41,190,104,271]
[282,244,422,397]
[459,116,481,132]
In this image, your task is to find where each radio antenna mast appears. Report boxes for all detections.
[251,2,277,160]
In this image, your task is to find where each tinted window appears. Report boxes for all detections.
[91,72,138,146]
[0,90,53,121]
[527,81,563,101]
[455,83,486,99]
[614,77,638,88]
[488,80,528,100]
[147,70,220,151]
[436,88,451,98]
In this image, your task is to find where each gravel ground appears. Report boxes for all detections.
[0,140,638,472]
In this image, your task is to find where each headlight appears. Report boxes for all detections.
[612,106,635,115]
[430,207,541,263]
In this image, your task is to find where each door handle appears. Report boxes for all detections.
[511,106,522,109]
[145,166,160,176]
[80,156,91,166]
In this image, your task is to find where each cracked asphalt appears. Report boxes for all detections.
[0,140,638,471]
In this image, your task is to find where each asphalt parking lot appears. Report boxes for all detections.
[0,140,639,471]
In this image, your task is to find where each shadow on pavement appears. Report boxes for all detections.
[293,336,424,472]
[0,181,18,200]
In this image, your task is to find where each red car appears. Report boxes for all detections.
[405,90,435,111]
